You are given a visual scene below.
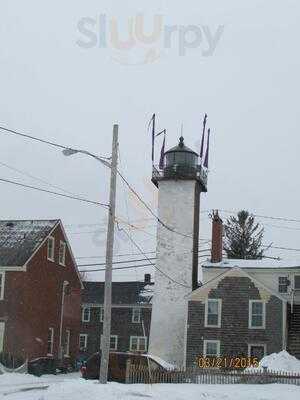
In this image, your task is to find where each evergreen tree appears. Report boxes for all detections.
[224,210,264,259]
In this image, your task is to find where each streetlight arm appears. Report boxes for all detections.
[62,148,112,168]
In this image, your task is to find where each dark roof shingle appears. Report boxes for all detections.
[0,220,58,266]
[82,281,153,305]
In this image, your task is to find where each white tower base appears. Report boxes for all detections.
[148,179,200,367]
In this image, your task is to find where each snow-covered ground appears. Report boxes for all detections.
[0,372,300,400]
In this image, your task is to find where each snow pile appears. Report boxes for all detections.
[248,351,300,374]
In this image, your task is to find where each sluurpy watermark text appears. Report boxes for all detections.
[76,14,224,65]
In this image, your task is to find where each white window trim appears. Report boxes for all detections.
[110,335,118,350]
[65,329,71,357]
[0,272,5,301]
[47,236,55,262]
[248,343,267,357]
[249,300,266,329]
[100,307,104,322]
[132,308,141,323]
[205,299,222,328]
[59,241,66,266]
[82,307,91,322]
[203,340,220,357]
[47,327,54,356]
[294,274,300,290]
[278,276,288,293]
[0,321,5,353]
[79,334,88,350]
[100,334,119,350]
[129,336,147,352]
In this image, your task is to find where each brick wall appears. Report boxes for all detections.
[186,276,283,367]
[0,223,81,364]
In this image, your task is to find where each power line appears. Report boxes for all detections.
[0,177,109,208]
[76,251,157,259]
[0,160,79,197]
[116,223,192,288]
[79,257,156,267]
[220,209,300,224]
[77,249,211,267]
[266,245,300,253]
[117,170,194,240]
[79,255,212,273]
[0,125,110,159]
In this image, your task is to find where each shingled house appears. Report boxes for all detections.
[80,275,153,356]
[186,211,300,367]
[0,220,83,366]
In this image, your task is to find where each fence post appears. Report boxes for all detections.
[125,358,131,384]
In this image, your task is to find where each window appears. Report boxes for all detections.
[100,335,118,350]
[130,336,147,352]
[79,334,88,350]
[249,300,265,329]
[59,241,66,266]
[82,307,90,322]
[47,237,55,261]
[203,340,220,357]
[278,277,288,293]
[65,329,70,357]
[294,275,300,290]
[0,272,5,300]
[47,328,54,355]
[205,299,222,328]
[248,344,266,360]
[132,308,141,323]
[0,322,5,353]
[99,307,104,322]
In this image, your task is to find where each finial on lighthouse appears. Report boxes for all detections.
[179,136,184,147]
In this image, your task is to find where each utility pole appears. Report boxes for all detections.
[99,124,118,383]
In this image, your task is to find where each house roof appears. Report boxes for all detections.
[189,266,287,302]
[0,219,59,267]
[82,281,154,305]
[202,258,300,269]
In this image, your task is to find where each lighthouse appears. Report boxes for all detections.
[149,136,207,367]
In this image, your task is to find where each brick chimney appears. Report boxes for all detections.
[144,273,151,284]
[211,210,223,263]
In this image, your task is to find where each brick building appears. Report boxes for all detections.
[80,276,153,357]
[0,220,83,366]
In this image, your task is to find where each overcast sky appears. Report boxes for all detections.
[1,1,300,281]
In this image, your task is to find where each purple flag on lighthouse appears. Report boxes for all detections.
[159,133,166,169]
[200,113,207,159]
[203,128,210,168]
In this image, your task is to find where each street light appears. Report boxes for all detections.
[62,148,112,169]
[62,125,119,384]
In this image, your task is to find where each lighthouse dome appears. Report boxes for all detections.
[164,136,198,169]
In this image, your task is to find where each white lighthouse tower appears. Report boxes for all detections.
[149,136,207,367]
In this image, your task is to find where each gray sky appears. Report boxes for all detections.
[1,1,300,281]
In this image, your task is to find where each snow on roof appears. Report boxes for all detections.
[247,351,300,373]
[0,220,58,266]
[202,258,300,269]
[145,354,176,370]
[139,284,154,303]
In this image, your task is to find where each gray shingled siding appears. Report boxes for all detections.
[82,306,152,355]
[186,276,283,368]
